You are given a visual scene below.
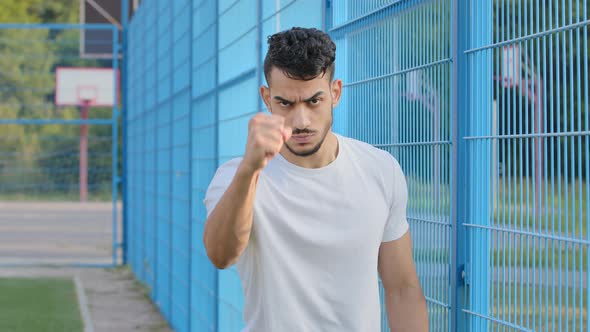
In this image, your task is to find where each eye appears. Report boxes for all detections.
[279,101,291,107]
[309,98,320,105]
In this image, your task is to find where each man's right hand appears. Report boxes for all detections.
[241,113,292,174]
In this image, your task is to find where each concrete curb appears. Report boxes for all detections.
[74,275,95,332]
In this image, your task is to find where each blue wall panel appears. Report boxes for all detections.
[127,1,589,331]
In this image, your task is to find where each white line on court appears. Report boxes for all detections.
[74,275,95,332]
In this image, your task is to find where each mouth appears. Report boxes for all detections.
[291,133,314,144]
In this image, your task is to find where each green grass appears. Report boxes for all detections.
[493,247,588,271]
[413,247,587,271]
[494,177,588,237]
[406,176,588,238]
[0,278,83,332]
[489,283,587,331]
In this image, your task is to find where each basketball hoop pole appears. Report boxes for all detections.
[80,100,91,202]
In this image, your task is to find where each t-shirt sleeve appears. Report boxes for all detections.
[382,156,410,242]
[203,158,242,217]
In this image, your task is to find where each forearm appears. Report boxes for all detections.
[385,285,428,331]
[203,163,260,269]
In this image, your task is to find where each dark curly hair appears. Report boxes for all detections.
[263,27,336,83]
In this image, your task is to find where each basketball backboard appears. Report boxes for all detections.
[55,67,118,107]
[80,0,138,58]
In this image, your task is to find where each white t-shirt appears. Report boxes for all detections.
[204,133,409,332]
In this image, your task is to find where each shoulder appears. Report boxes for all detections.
[209,157,243,185]
[204,157,244,212]
[339,135,406,197]
[339,134,401,172]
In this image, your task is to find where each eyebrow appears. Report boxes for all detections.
[273,91,325,104]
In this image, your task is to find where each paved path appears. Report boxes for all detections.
[0,266,172,332]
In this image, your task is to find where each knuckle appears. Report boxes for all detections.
[249,117,258,127]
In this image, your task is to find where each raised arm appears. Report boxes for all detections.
[203,113,291,269]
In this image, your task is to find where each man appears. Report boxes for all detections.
[203,27,428,331]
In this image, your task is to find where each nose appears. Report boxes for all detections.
[291,105,311,131]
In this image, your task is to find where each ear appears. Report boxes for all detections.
[260,85,272,113]
[330,79,343,108]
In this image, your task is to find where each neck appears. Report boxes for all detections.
[280,132,339,169]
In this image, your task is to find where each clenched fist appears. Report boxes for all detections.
[241,113,292,173]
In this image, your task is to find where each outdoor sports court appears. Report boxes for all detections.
[1,0,589,331]
[0,202,121,266]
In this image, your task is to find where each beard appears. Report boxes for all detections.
[284,136,325,157]
[284,105,333,157]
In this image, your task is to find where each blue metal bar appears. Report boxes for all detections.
[328,0,423,36]
[151,0,160,307]
[0,37,112,46]
[260,0,297,24]
[584,1,589,331]
[256,0,262,113]
[407,216,452,227]
[121,0,129,267]
[462,310,534,332]
[464,19,590,54]
[214,0,220,329]
[374,140,452,147]
[528,4,536,327]
[0,135,112,141]
[463,223,590,246]
[343,58,452,88]
[167,0,174,322]
[0,263,117,268]
[557,2,564,326]
[491,1,505,330]
[573,5,590,330]
[112,27,120,267]
[218,0,240,17]
[425,295,452,309]
[0,53,110,61]
[0,23,116,30]
[0,182,112,190]
[464,130,590,140]
[218,26,256,53]
[188,2,194,331]
[0,167,112,174]
[565,2,574,329]
[0,119,113,125]
[451,0,469,330]
[195,68,256,99]
[541,3,550,330]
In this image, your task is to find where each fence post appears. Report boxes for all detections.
[214,0,220,329]
[451,0,470,331]
[121,0,129,267]
[188,1,193,331]
[112,26,120,266]
[468,1,493,331]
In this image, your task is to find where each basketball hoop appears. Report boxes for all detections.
[77,86,98,107]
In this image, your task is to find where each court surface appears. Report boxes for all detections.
[0,201,122,266]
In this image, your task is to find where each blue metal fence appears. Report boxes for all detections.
[126,0,589,331]
[328,1,452,330]
[0,23,121,267]
[461,1,589,331]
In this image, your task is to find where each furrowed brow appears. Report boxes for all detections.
[303,91,325,103]
[273,96,294,104]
